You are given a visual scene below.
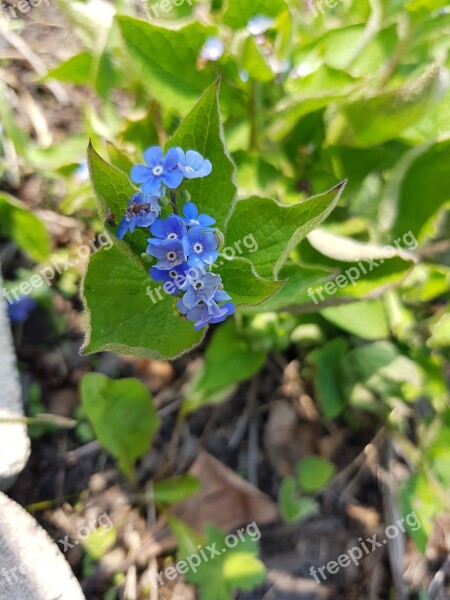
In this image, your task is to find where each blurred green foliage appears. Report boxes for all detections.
[1,0,450,597]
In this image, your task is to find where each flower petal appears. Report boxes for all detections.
[183,202,199,221]
[163,147,180,171]
[162,168,184,189]
[150,219,169,239]
[143,146,163,168]
[198,214,216,227]
[131,164,151,184]
[142,177,163,195]
[149,267,167,282]
[199,160,212,177]
[117,218,130,240]
[186,150,204,169]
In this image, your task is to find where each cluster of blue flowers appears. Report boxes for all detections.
[117,147,234,330]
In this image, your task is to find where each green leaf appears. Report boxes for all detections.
[153,475,201,505]
[224,181,347,280]
[241,37,273,82]
[217,258,284,307]
[45,51,94,85]
[81,239,204,359]
[299,239,415,302]
[0,193,51,262]
[270,66,361,140]
[242,263,329,313]
[82,526,117,561]
[406,0,448,11]
[27,135,86,171]
[400,473,444,552]
[182,319,267,414]
[321,300,389,340]
[222,552,267,590]
[389,139,450,240]
[81,373,160,477]
[309,338,348,418]
[279,476,319,523]
[117,17,215,112]
[87,141,135,225]
[167,80,237,231]
[339,341,422,413]
[181,525,266,600]
[428,311,450,349]
[326,64,447,147]
[168,515,204,558]
[296,456,335,492]
[402,87,450,144]
[222,0,286,29]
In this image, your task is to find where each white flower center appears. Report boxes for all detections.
[194,282,203,290]
[169,270,178,278]
[167,251,177,261]
[153,166,163,176]
[167,233,178,239]
[193,243,203,254]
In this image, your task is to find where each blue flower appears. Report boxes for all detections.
[177,294,235,330]
[8,296,36,322]
[180,272,223,310]
[147,215,186,250]
[149,264,190,295]
[147,238,187,270]
[200,36,224,62]
[247,15,273,36]
[75,160,89,182]
[180,202,216,229]
[117,192,161,240]
[131,146,184,196]
[177,273,234,329]
[182,226,219,268]
[176,149,212,179]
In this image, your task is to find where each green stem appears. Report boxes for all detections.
[169,189,179,215]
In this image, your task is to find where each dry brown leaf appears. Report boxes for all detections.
[171,451,278,532]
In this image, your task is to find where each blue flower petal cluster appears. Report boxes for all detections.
[117,192,161,240]
[117,146,234,330]
[147,206,233,329]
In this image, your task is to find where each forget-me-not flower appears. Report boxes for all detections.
[176,149,212,179]
[182,226,219,268]
[179,202,216,229]
[131,146,184,196]
[149,264,190,295]
[117,192,161,240]
[147,215,187,249]
[147,238,187,270]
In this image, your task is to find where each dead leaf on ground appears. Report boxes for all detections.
[171,451,278,532]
